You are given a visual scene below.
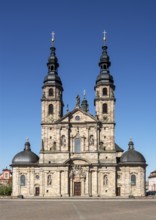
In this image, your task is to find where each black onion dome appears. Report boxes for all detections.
[120,140,146,164]
[43,44,63,89]
[95,45,115,90]
[96,72,114,87]
[43,72,62,87]
[12,140,39,165]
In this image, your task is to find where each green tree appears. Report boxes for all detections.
[0,185,12,196]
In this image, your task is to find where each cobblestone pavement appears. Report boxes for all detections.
[0,199,156,220]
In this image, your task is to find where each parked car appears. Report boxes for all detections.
[146,191,156,196]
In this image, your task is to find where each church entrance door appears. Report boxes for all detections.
[35,187,40,196]
[116,187,121,196]
[74,182,81,196]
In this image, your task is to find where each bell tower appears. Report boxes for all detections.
[94,31,115,123]
[94,32,115,151]
[41,32,64,123]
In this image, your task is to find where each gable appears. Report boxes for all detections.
[57,108,96,124]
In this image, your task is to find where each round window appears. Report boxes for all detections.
[36,175,40,180]
[75,115,80,121]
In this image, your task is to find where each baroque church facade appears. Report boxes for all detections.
[11,35,147,198]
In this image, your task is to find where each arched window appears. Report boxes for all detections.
[50,65,54,71]
[103,175,108,186]
[48,104,53,115]
[49,88,53,96]
[75,138,81,153]
[20,175,26,186]
[103,88,107,96]
[102,64,107,69]
[102,103,108,114]
[131,175,136,186]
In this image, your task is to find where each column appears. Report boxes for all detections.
[87,126,89,151]
[89,171,92,196]
[97,169,99,196]
[28,168,31,195]
[71,136,73,153]
[57,126,61,151]
[17,169,20,196]
[70,178,73,196]
[85,170,89,196]
[92,168,98,196]
[59,171,61,196]
[98,172,101,196]
[31,169,35,196]
[97,125,100,151]
[65,170,69,196]
[66,126,69,151]
[96,126,98,151]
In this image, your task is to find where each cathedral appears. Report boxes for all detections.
[11,34,147,198]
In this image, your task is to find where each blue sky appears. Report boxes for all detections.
[0,0,156,178]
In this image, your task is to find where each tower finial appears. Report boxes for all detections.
[103,30,107,45]
[51,31,55,46]
[83,89,86,99]
[66,104,69,113]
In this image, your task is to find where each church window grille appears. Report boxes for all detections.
[103,175,108,186]
[49,88,53,96]
[131,175,136,186]
[75,138,81,153]
[20,175,26,186]
[103,88,107,96]
[102,103,108,114]
[48,104,53,115]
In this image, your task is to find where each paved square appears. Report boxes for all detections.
[0,199,156,220]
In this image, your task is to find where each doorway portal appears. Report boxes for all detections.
[74,182,81,196]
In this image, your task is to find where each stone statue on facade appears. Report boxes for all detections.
[47,175,52,185]
[69,165,86,179]
[89,135,94,146]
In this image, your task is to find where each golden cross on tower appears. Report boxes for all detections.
[103,30,107,45]
[51,31,55,45]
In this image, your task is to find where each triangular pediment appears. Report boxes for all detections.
[56,107,97,124]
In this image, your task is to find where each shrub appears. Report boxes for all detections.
[0,185,12,196]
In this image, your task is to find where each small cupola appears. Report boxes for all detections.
[12,139,39,165]
[81,90,89,112]
[120,139,146,164]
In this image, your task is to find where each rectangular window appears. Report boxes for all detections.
[75,138,80,153]
[4,173,8,179]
